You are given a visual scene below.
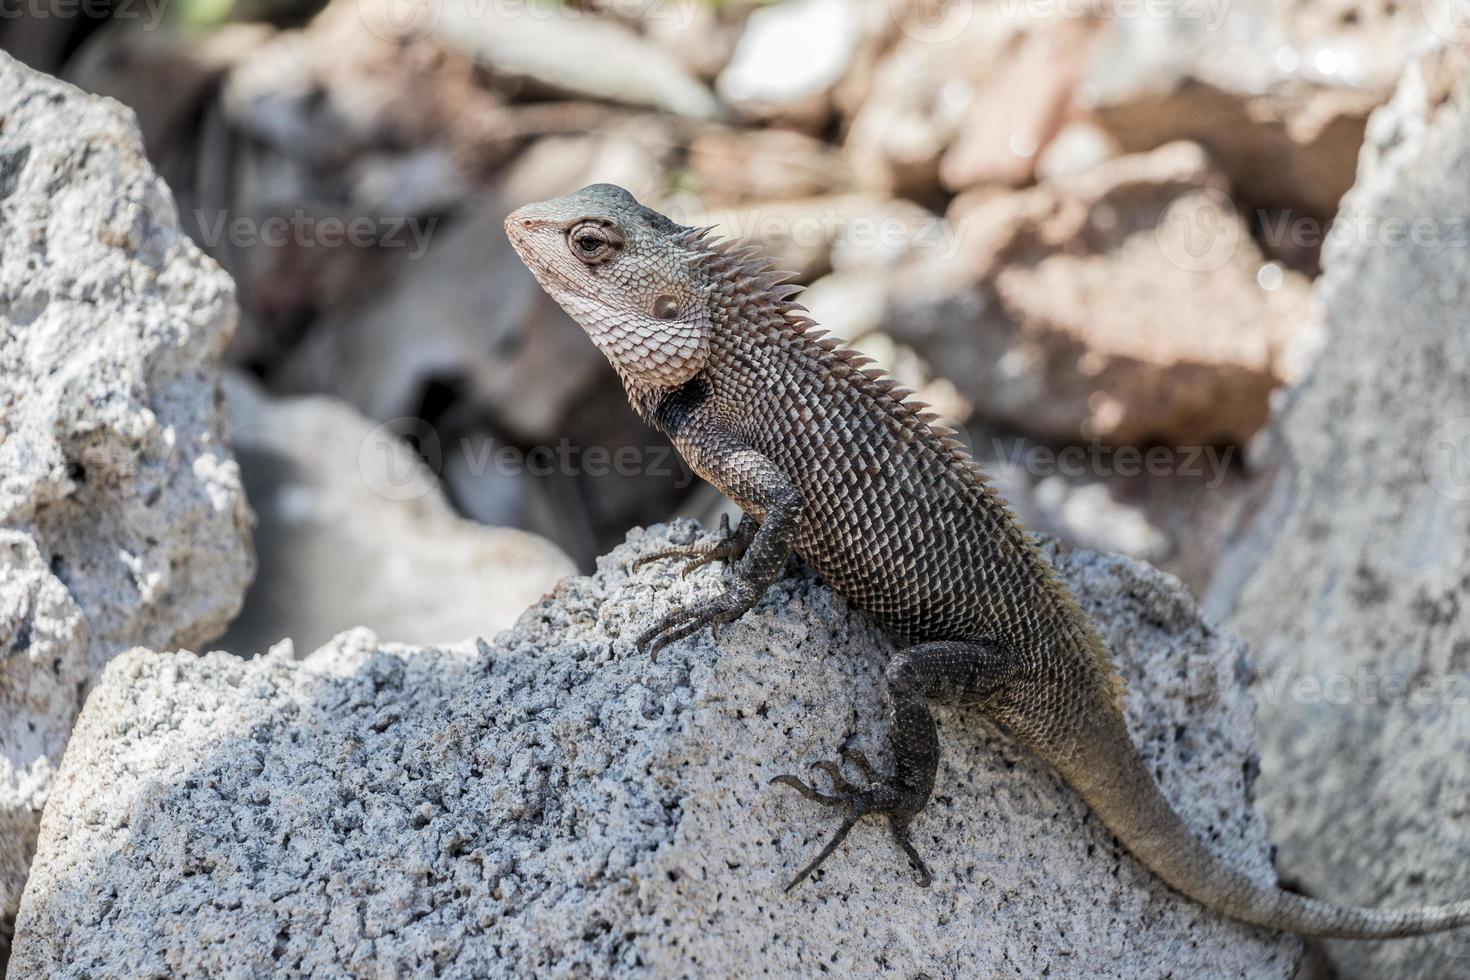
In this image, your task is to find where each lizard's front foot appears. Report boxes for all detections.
[771,748,933,891]
[635,578,759,659]
[631,514,749,579]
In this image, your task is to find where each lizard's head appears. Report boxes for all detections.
[506,184,711,388]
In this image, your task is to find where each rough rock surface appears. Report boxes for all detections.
[215,375,574,658]
[1207,45,1470,980]
[13,525,1299,977]
[0,53,253,947]
[886,141,1312,446]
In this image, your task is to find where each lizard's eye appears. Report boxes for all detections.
[567,221,619,264]
[652,295,680,319]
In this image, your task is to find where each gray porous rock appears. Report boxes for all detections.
[1207,44,1470,980]
[0,53,253,949]
[12,524,1299,977]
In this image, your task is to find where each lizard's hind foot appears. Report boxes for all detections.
[634,579,759,659]
[770,751,933,891]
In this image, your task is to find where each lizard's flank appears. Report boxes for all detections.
[506,182,1470,939]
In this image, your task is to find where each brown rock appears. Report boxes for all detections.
[1081,0,1441,217]
[845,10,1097,201]
[1088,79,1380,219]
[842,7,1021,199]
[686,128,852,204]
[886,142,1312,446]
[938,18,1098,191]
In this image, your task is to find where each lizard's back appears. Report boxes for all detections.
[704,308,1068,653]
[509,183,1470,940]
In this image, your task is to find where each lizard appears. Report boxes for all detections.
[505,182,1470,939]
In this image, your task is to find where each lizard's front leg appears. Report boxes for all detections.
[631,512,759,578]
[772,638,1019,890]
[636,430,800,658]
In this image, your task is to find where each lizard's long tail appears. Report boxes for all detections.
[1045,707,1470,939]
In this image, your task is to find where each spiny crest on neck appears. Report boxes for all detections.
[673,225,990,487]
[674,226,806,324]
[679,228,1126,705]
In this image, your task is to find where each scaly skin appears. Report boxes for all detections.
[506,183,1470,938]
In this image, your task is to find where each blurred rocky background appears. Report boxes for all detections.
[12,0,1442,591]
[3,0,1469,974]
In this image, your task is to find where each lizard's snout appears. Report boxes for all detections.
[503,209,533,237]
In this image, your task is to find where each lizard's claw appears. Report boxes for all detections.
[631,515,748,578]
[771,752,932,891]
[635,582,757,660]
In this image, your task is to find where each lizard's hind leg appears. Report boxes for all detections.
[771,638,1018,891]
